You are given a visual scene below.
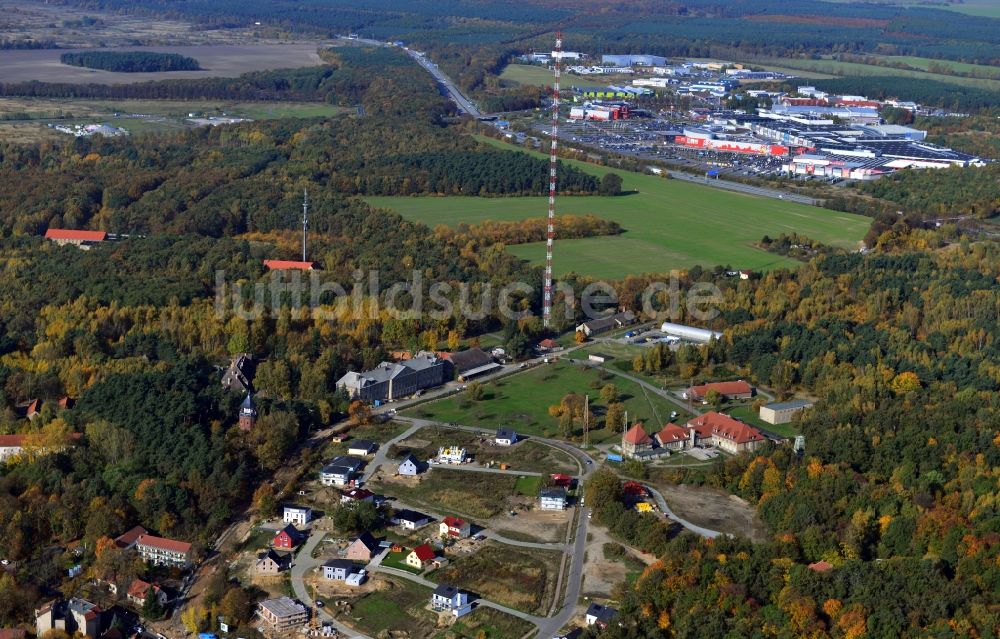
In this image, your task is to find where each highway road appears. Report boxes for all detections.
[405,49,482,118]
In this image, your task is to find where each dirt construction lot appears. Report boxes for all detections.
[489,507,571,543]
[657,482,768,542]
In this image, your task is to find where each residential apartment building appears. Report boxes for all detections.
[135,534,192,568]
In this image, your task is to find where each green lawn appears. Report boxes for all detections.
[380,549,424,574]
[514,475,542,497]
[879,55,1000,79]
[344,577,436,635]
[500,63,614,89]
[407,360,684,442]
[366,138,870,280]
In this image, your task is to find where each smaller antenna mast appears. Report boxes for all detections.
[302,189,309,262]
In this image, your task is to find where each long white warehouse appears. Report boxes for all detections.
[660,322,722,343]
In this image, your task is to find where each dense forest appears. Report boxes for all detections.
[860,164,1000,220]
[570,238,1000,639]
[0,17,997,638]
[59,51,202,72]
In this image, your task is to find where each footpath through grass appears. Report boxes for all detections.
[366,137,870,279]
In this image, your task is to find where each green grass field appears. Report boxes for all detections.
[444,606,534,639]
[756,57,1000,91]
[344,577,436,635]
[407,360,687,442]
[500,63,615,89]
[366,138,870,279]
[514,475,542,497]
[880,55,1000,79]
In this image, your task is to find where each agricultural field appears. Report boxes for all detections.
[407,360,686,442]
[367,140,870,280]
[431,542,561,615]
[368,468,518,520]
[386,426,579,474]
[0,43,325,84]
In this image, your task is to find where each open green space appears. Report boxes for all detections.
[343,577,437,636]
[756,57,1000,91]
[500,63,613,89]
[407,360,685,442]
[514,474,542,497]
[431,541,560,615]
[440,605,535,639]
[369,468,517,520]
[726,404,801,439]
[366,138,870,280]
[879,55,1000,79]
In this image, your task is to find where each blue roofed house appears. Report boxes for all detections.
[495,428,518,446]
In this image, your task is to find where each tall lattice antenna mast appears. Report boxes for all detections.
[542,31,561,329]
[302,188,309,262]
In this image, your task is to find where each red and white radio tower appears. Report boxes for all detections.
[542,31,561,329]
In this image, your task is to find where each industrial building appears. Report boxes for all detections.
[759,399,813,425]
[601,54,668,67]
[336,351,448,402]
[659,322,722,343]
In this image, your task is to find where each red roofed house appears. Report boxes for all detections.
[683,380,754,403]
[621,481,647,499]
[44,228,107,249]
[263,260,316,271]
[686,412,766,455]
[0,434,27,464]
[273,524,305,550]
[655,424,692,451]
[439,516,470,539]
[621,423,653,458]
[537,338,560,351]
[340,488,375,505]
[135,534,192,568]
[550,473,575,488]
[405,543,436,570]
[808,560,834,573]
[126,579,168,606]
[114,525,148,549]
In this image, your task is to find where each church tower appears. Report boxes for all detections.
[239,393,257,431]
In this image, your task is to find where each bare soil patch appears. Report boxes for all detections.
[655,482,768,542]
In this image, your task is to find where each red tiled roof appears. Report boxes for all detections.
[687,412,763,445]
[622,423,652,446]
[127,579,160,600]
[342,488,374,501]
[687,380,753,399]
[44,228,107,242]
[263,260,316,271]
[136,534,191,554]
[0,434,26,448]
[114,525,148,547]
[410,543,435,561]
[538,339,559,349]
[656,423,689,443]
[808,560,834,572]
[443,516,466,529]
